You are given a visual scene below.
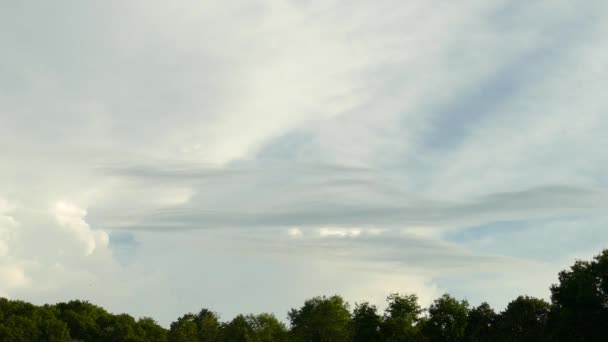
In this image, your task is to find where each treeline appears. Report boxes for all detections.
[1,249,607,342]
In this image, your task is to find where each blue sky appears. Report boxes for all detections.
[1,0,607,326]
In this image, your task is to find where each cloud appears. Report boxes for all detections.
[0,265,28,295]
[287,227,303,238]
[0,198,18,257]
[90,163,608,233]
[318,227,362,238]
[53,201,109,256]
[0,198,27,297]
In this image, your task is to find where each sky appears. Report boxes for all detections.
[1,0,608,327]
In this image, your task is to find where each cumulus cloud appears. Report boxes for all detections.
[53,201,109,256]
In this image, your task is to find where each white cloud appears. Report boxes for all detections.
[318,227,362,238]
[287,227,303,238]
[53,201,109,256]
[0,265,28,292]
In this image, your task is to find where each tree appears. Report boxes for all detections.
[169,313,199,342]
[496,296,550,342]
[351,302,382,342]
[219,313,288,342]
[247,313,288,342]
[0,299,71,342]
[288,295,352,342]
[381,293,426,341]
[138,317,168,342]
[55,300,110,342]
[464,302,497,342]
[221,314,255,342]
[424,294,469,342]
[196,309,221,342]
[37,305,73,342]
[550,249,608,341]
[99,313,144,342]
[169,309,221,342]
[4,248,608,342]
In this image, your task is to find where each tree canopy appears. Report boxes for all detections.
[2,248,608,341]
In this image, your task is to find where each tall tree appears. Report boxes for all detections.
[288,295,352,342]
[195,309,221,342]
[221,314,255,342]
[381,293,426,341]
[496,296,550,342]
[168,313,198,342]
[247,313,288,342]
[464,302,497,342]
[550,249,608,341]
[351,302,382,342]
[424,294,469,342]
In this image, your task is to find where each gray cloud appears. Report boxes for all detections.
[89,162,607,232]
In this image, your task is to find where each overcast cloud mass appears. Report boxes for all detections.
[1,0,607,326]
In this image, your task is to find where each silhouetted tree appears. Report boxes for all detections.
[550,249,608,341]
[424,294,469,342]
[497,296,550,342]
[464,302,497,342]
[351,302,382,342]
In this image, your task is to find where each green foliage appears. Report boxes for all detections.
[424,294,469,342]
[138,317,168,342]
[0,299,71,342]
[1,248,608,341]
[221,314,255,342]
[168,313,199,342]
[196,309,222,342]
[217,313,288,342]
[351,302,382,342]
[55,300,110,342]
[381,293,426,341]
[288,295,352,342]
[246,313,288,342]
[169,309,221,342]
